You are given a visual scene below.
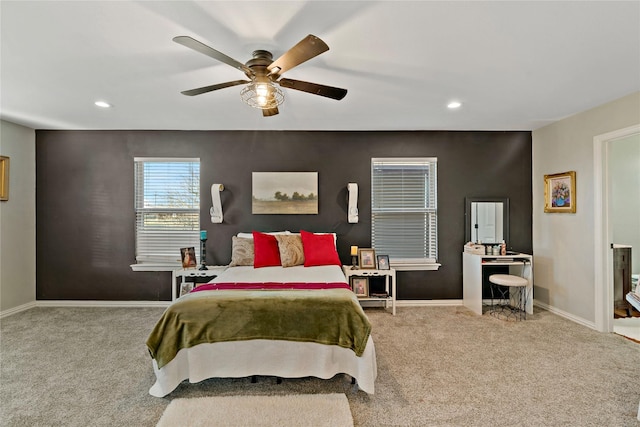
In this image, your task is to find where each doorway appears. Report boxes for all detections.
[594,124,640,334]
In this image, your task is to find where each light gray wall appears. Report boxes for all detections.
[610,133,640,276]
[0,120,36,314]
[532,91,640,325]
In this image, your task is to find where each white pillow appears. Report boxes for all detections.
[236,231,291,240]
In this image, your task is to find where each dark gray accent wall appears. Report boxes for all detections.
[36,130,532,301]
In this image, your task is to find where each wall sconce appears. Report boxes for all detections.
[347,183,358,223]
[210,183,224,223]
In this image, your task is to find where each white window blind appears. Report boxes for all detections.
[134,158,200,264]
[371,158,438,268]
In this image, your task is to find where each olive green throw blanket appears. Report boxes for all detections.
[147,288,372,369]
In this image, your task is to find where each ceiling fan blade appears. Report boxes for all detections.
[173,36,253,76]
[267,35,329,77]
[181,80,250,96]
[277,78,347,100]
[262,107,279,117]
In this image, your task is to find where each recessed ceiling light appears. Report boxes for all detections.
[447,101,462,109]
[94,101,112,108]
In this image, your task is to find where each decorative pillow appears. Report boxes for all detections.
[300,230,342,267]
[229,236,254,266]
[275,234,305,267]
[290,232,337,248]
[252,231,282,268]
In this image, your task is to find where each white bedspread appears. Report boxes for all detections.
[210,265,348,284]
[149,264,377,397]
[149,336,377,397]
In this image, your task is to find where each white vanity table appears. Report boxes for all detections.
[462,252,533,316]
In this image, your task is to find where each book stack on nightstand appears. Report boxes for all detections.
[369,292,389,298]
[342,266,396,315]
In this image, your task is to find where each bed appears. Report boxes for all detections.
[146,231,377,397]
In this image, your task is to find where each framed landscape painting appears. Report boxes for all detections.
[544,171,576,213]
[252,172,318,214]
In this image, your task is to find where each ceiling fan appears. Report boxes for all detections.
[173,34,347,117]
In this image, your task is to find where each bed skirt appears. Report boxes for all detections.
[149,336,377,397]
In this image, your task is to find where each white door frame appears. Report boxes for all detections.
[593,124,640,332]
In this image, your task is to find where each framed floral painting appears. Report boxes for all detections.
[544,171,576,213]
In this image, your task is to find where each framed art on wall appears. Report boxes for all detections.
[0,156,9,201]
[544,171,576,213]
[252,172,318,214]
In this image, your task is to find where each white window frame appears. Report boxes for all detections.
[371,157,440,271]
[131,157,200,271]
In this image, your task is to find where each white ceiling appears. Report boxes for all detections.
[1,1,639,131]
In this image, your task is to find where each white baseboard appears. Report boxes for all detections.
[395,299,463,307]
[0,301,38,319]
[36,300,171,308]
[1,299,597,333]
[533,300,597,330]
[2,299,464,316]
[1,300,170,317]
[397,299,598,332]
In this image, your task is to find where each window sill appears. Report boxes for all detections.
[390,263,441,271]
[130,263,181,272]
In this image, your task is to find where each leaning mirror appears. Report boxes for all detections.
[464,197,509,245]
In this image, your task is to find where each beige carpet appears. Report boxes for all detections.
[2,307,639,426]
[155,393,353,427]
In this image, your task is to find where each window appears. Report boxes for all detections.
[134,158,200,265]
[371,158,439,270]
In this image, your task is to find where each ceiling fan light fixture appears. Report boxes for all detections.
[240,80,284,110]
[174,34,346,116]
[256,83,269,97]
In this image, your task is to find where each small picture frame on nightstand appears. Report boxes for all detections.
[179,282,194,297]
[377,254,390,270]
[180,247,197,269]
[351,277,369,297]
[358,248,376,269]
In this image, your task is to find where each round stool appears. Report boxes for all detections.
[488,274,529,320]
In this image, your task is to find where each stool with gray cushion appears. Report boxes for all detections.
[489,274,530,320]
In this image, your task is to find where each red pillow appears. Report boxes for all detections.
[300,230,342,267]
[252,231,282,268]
